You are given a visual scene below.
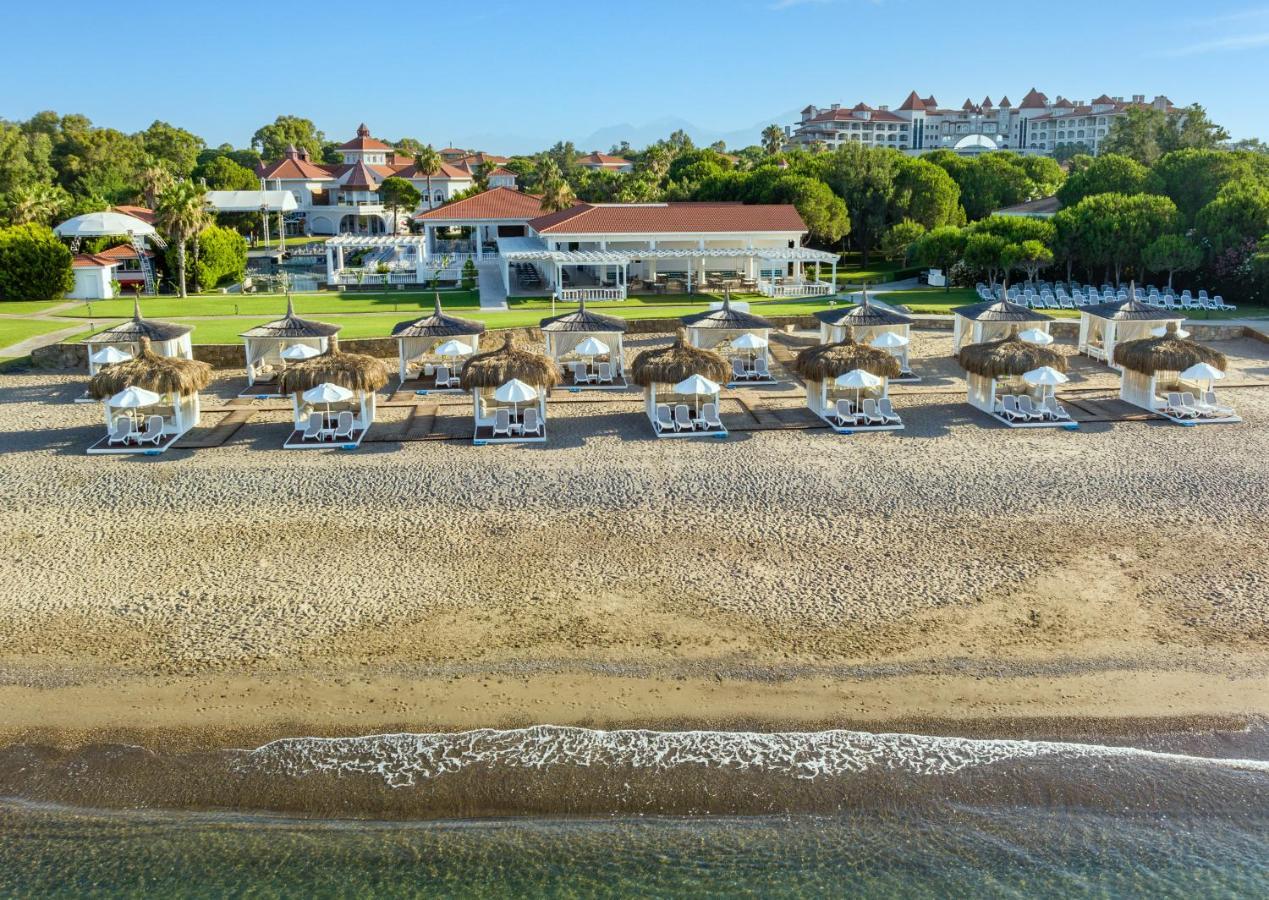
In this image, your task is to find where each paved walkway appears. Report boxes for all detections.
[476,260,508,310]
[0,322,92,358]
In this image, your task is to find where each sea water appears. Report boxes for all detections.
[1,725,1266,897]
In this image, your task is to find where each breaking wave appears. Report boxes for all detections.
[239,725,1269,788]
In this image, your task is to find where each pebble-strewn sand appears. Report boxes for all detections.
[1,329,1267,747]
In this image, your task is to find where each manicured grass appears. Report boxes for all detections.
[0,300,77,315]
[52,290,483,319]
[0,318,88,349]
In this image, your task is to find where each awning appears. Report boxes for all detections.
[204,191,299,213]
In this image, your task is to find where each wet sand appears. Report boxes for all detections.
[1,329,1268,756]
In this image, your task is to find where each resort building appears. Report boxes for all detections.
[256,125,476,236]
[577,152,634,173]
[787,89,1177,157]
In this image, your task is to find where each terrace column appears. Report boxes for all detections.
[325,246,335,283]
[475,225,483,260]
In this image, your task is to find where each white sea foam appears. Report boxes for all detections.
[237,726,1269,788]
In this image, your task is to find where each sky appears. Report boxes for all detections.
[6,0,1267,153]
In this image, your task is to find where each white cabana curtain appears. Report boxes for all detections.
[688,327,771,359]
[105,391,200,435]
[472,386,546,425]
[966,372,997,414]
[545,331,624,373]
[245,336,328,383]
[88,335,192,375]
[397,334,480,379]
[1120,368,1163,411]
[292,390,375,429]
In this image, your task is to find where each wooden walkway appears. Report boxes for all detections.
[174,407,259,449]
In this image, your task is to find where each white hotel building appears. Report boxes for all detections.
[256,124,517,236]
[787,89,1177,157]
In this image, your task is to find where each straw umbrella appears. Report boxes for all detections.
[278,335,391,395]
[631,329,730,388]
[791,337,901,422]
[1112,322,1226,376]
[957,334,1067,418]
[89,336,212,400]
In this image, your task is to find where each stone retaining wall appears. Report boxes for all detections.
[27,319,1255,370]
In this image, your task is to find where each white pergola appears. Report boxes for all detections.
[324,234,429,286]
[500,241,839,300]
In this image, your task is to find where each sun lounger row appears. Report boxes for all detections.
[301,411,357,442]
[833,397,901,428]
[107,415,165,446]
[491,407,543,438]
[995,394,1071,423]
[569,362,617,385]
[731,357,772,381]
[655,402,724,433]
[1163,391,1235,420]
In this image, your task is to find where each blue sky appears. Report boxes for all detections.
[7,0,1267,152]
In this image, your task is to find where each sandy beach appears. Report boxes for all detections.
[1,328,1267,755]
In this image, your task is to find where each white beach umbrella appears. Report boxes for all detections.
[673,373,720,415]
[1024,365,1069,401]
[835,368,882,411]
[1179,362,1225,386]
[869,331,909,349]
[54,211,157,239]
[434,338,474,358]
[108,386,161,409]
[281,343,321,361]
[574,336,610,357]
[1018,328,1054,346]
[731,331,768,367]
[1152,325,1191,338]
[302,382,355,427]
[494,378,539,419]
[89,346,132,366]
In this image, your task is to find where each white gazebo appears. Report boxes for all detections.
[391,294,486,390]
[814,290,916,381]
[1078,292,1184,369]
[460,336,559,444]
[950,297,1052,354]
[539,297,629,389]
[55,211,164,295]
[1115,325,1240,424]
[238,297,341,396]
[277,338,391,449]
[86,337,212,454]
[630,333,730,437]
[681,294,777,386]
[791,339,903,433]
[957,335,1076,429]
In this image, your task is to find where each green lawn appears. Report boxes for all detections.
[53,290,482,319]
[0,318,87,349]
[0,300,77,315]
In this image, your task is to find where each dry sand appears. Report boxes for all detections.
[1,329,1267,751]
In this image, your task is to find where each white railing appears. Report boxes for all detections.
[758,279,834,298]
[559,287,626,302]
[333,269,419,286]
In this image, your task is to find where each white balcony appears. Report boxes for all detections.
[559,287,626,302]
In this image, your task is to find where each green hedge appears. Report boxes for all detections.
[0,224,74,301]
[164,225,248,291]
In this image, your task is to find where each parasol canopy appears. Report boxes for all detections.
[494,379,539,404]
[90,346,133,366]
[108,386,161,409]
[434,339,474,358]
[1179,362,1225,384]
[281,343,322,361]
[731,332,768,351]
[869,331,909,349]
[1023,366,1069,387]
[672,374,721,396]
[302,382,354,405]
[574,336,611,357]
[835,369,882,390]
[1018,328,1054,346]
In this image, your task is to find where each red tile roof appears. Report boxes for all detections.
[72,253,116,268]
[578,152,631,167]
[415,187,545,221]
[390,161,472,180]
[1019,87,1048,110]
[110,205,157,225]
[339,159,382,192]
[527,202,806,235]
[338,123,392,152]
[898,90,925,111]
[96,244,154,261]
[999,95,1012,107]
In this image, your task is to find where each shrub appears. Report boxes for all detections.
[461,257,478,290]
[164,224,247,291]
[0,223,74,300]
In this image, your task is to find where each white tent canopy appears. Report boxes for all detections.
[204,191,298,213]
[55,211,157,239]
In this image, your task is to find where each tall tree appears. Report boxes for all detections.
[1142,233,1202,290]
[251,116,325,161]
[194,155,259,191]
[156,180,211,297]
[1147,149,1266,225]
[1101,107,1168,165]
[1066,192,1179,284]
[1195,181,1269,257]
[139,120,205,177]
[7,182,69,226]
[1159,104,1230,154]
[761,125,785,155]
[413,145,443,209]
[881,220,925,263]
[379,177,421,233]
[539,163,577,213]
[139,164,174,209]
[1055,153,1148,208]
[912,225,966,292]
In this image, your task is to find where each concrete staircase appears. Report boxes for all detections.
[476,260,508,310]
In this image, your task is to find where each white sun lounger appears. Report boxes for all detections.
[135,415,164,446]
[731,358,748,382]
[1016,395,1045,422]
[834,398,857,427]
[302,412,324,441]
[1165,392,1198,419]
[860,398,885,426]
[877,397,902,425]
[521,407,542,436]
[1043,396,1071,421]
[333,411,355,440]
[674,404,695,431]
[492,407,512,437]
[108,416,134,445]
[700,402,723,430]
[754,357,771,380]
[1199,390,1234,417]
[999,395,1027,422]
[655,404,677,433]
[596,362,614,384]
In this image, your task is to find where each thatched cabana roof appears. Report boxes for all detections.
[88,336,212,399]
[239,296,341,339]
[951,298,1051,323]
[681,291,774,331]
[792,337,902,382]
[391,293,486,339]
[539,296,627,333]
[277,335,391,395]
[958,335,1068,379]
[631,330,731,387]
[86,298,192,343]
[814,287,912,328]
[459,333,560,390]
[1113,322,1227,375]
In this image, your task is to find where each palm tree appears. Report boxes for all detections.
[140,164,174,210]
[9,183,67,225]
[540,173,576,213]
[761,124,785,156]
[156,180,210,298]
[413,145,443,209]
